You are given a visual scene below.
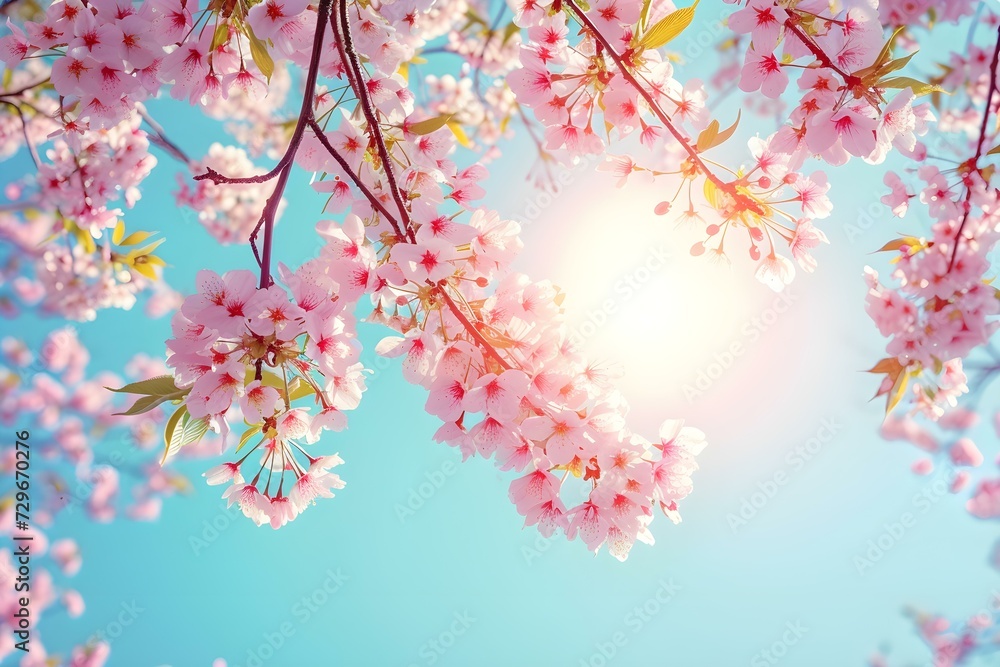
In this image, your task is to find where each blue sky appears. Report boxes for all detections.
[4,5,1000,667]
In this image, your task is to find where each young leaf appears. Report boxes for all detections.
[162,405,186,458]
[210,21,230,51]
[873,236,921,253]
[131,261,160,280]
[885,368,911,415]
[866,357,903,375]
[245,24,274,82]
[235,425,262,454]
[447,121,474,148]
[712,110,741,148]
[112,219,125,245]
[696,110,741,152]
[501,22,520,45]
[878,77,947,96]
[639,0,699,51]
[162,408,210,464]
[287,378,317,402]
[108,375,180,397]
[123,238,166,262]
[119,230,156,247]
[408,114,454,135]
[703,177,722,209]
[114,394,168,417]
[696,120,719,153]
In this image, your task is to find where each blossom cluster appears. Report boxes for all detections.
[865,37,1000,419]
[166,267,365,529]
[507,0,936,288]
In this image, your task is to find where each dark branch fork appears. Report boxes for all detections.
[949,24,1000,271]
[193,0,417,287]
[188,0,512,365]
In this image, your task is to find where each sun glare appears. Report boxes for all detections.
[515,171,804,423]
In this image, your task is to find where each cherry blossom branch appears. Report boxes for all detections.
[256,162,292,288]
[336,0,417,242]
[0,77,49,99]
[563,0,761,214]
[782,16,857,86]
[304,117,408,238]
[196,0,334,288]
[950,23,1000,271]
[435,283,513,370]
[0,100,40,168]
[137,106,191,165]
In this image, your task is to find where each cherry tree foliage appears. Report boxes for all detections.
[1,0,1000,663]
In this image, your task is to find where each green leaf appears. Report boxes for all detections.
[210,21,230,51]
[408,114,454,135]
[114,394,169,417]
[287,378,316,402]
[245,24,274,82]
[108,375,180,397]
[638,0,699,50]
[162,405,186,457]
[879,76,948,96]
[878,50,918,78]
[162,408,210,464]
[235,425,262,454]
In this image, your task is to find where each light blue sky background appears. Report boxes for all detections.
[3,5,999,666]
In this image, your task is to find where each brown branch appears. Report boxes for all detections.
[137,106,191,164]
[782,16,856,85]
[0,77,49,100]
[305,116,408,239]
[435,283,513,371]
[0,100,40,168]
[949,23,1000,271]
[563,0,761,214]
[336,0,417,242]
